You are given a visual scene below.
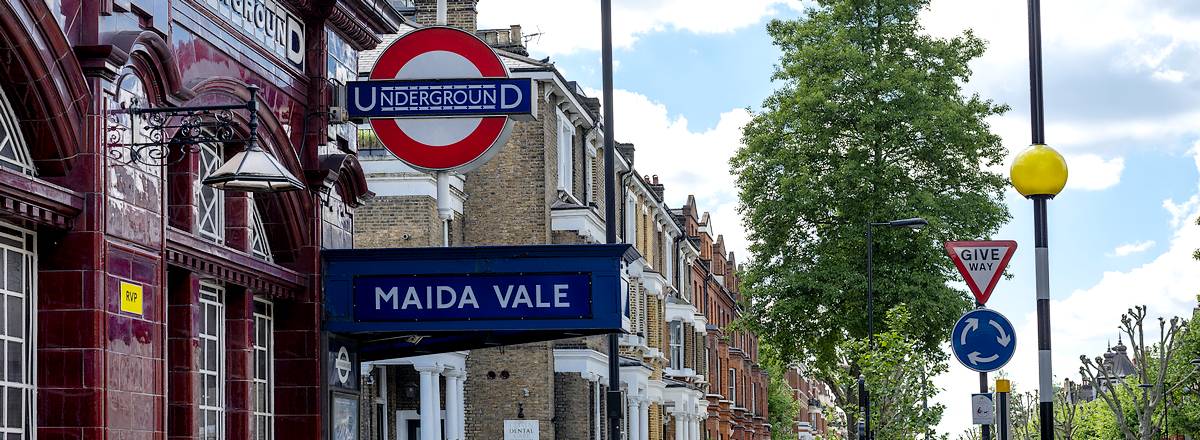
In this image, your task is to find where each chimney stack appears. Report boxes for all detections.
[414,0,478,32]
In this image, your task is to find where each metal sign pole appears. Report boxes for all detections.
[997,379,1010,440]
[980,371,991,440]
[601,1,624,439]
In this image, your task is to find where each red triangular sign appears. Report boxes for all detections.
[944,240,1018,305]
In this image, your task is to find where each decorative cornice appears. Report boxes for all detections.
[328,3,384,50]
[166,227,307,298]
[0,170,82,229]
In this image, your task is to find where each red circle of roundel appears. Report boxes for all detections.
[368,27,510,171]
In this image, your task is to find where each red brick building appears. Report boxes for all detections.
[785,366,844,439]
[674,197,769,440]
[0,0,390,437]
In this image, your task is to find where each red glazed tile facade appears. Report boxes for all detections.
[0,0,389,438]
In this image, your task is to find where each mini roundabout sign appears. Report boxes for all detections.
[951,308,1017,372]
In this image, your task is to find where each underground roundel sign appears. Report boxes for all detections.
[347,27,538,172]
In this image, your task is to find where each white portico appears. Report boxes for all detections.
[364,352,468,440]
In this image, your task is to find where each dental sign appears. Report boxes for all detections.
[354,274,591,321]
[201,0,306,70]
[347,27,537,172]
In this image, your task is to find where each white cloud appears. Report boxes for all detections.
[589,87,753,259]
[1153,69,1187,83]
[1107,240,1156,257]
[477,0,805,56]
[1064,154,1125,191]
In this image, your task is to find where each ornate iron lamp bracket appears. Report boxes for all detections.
[106,87,260,167]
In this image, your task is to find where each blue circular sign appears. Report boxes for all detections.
[951,308,1016,372]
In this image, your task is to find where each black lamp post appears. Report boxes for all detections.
[860,217,927,439]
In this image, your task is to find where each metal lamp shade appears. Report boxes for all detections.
[201,144,305,193]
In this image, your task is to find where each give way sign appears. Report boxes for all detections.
[944,240,1017,305]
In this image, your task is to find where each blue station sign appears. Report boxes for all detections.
[354,273,591,322]
[323,245,636,345]
[951,308,1017,373]
[346,78,537,119]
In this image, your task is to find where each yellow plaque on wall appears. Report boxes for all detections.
[120,281,143,315]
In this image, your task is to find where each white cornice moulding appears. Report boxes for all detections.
[551,207,605,244]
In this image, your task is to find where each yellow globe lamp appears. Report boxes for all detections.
[1010,144,1068,197]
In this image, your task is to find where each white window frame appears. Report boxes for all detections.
[0,89,34,177]
[0,223,35,439]
[196,143,225,243]
[668,321,684,370]
[584,139,596,205]
[253,298,275,440]
[199,282,226,440]
[249,196,273,262]
[556,108,575,194]
[727,368,736,403]
[624,196,636,245]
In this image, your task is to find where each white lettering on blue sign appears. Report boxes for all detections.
[346,78,535,120]
[373,284,571,311]
[354,273,589,322]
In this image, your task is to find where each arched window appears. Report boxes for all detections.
[249,195,273,262]
[196,143,225,243]
[0,89,35,176]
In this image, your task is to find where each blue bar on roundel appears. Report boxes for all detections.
[346,78,537,119]
[353,273,592,322]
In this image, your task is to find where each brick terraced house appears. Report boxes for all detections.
[673,197,770,440]
[351,3,771,440]
[785,364,845,439]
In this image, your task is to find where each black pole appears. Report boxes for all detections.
[979,372,991,440]
[857,376,867,440]
[1027,0,1054,434]
[997,383,1009,440]
[864,223,874,440]
[601,1,624,440]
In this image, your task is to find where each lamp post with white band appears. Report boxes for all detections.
[1011,0,1069,433]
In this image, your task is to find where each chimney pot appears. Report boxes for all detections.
[510,25,522,43]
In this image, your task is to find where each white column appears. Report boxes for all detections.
[456,370,466,440]
[673,411,687,440]
[627,396,641,440]
[444,369,464,440]
[690,414,701,440]
[592,379,602,440]
[638,399,649,440]
[415,365,444,440]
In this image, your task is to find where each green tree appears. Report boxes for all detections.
[732,0,1010,434]
[1164,302,1200,437]
[844,305,946,438]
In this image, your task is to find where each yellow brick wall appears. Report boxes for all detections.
[650,403,662,440]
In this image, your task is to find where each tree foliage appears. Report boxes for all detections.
[732,0,1010,416]
[844,305,947,438]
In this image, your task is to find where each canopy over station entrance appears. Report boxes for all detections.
[322,244,637,361]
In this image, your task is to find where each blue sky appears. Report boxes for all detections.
[479,0,1200,435]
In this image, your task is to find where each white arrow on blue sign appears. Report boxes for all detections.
[951,308,1016,372]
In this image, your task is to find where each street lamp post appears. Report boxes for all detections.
[1013,0,1069,435]
[860,217,927,440]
